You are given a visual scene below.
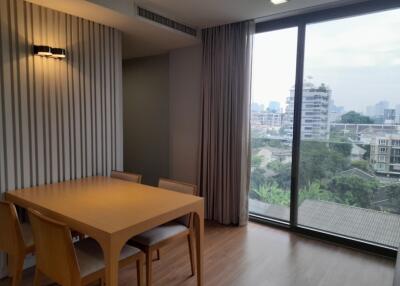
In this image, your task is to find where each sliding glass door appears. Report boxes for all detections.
[250,2,400,252]
[298,8,400,249]
[250,27,298,222]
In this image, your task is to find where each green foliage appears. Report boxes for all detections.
[361,144,371,161]
[299,141,350,187]
[252,182,290,207]
[351,160,370,172]
[383,184,400,214]
[272,164,292,189]
[329,141,352,157]
[266,139,283,148]
[252,181,332,207]
[327,175,379,208]
[340,111,374,124]
[299,182,333,204]
[250,167,267,192]
[251,138,267,149]
[251,155,263,168]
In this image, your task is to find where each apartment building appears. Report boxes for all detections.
[370,136,400,176]
[284,82,331,140]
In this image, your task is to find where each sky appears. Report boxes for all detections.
[251,8,400,113]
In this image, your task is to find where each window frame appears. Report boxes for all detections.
[250,0,400,258]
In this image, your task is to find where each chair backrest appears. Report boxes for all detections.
[111,170,142,183]
[0,201,25,256]
[28,209,81,286]
[158,178,197,227]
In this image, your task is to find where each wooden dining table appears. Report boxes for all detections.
[5,176,205,286]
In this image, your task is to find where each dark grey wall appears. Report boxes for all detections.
[123,54,170,186]
[169,45,202,184]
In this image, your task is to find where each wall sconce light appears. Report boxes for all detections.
[33,45,66,59]
[33,45,52,56]
[51,48,66,59]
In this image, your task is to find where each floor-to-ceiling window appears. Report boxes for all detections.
[250,1,400,253]
[250,27,298,222]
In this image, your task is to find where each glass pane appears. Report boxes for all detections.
[298,9,400,248]
[249,27,298,221]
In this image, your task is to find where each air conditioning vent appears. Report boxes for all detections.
[137,7,197,37]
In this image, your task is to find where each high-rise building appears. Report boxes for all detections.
[366,101,390,118]
[396,104,400,124]
[267,101,280,113]
[252,111,283,129]
[329,99,345,123]
[284,82,331,140]
[375,101,389,116]
[251,102,264,113]
[370,136,400,176]
[384,109,396,124]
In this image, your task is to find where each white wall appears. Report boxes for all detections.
[169,45,202,184]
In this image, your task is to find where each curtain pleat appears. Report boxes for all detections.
[199,21,254,226]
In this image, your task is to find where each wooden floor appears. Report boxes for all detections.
[0,222,395,286]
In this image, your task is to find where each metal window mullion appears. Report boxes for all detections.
[290,23,306,227]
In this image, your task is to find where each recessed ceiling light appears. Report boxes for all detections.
[271,0,288,4]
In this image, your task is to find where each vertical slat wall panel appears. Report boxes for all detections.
[0,0,6,194]
[0,0,123,276]
[115,31,124,171]
[2,0,16,192]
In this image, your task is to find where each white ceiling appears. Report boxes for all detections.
[26,0,365,59]
[135,0,366,28]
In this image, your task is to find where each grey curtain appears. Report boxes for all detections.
[199,21,254,226]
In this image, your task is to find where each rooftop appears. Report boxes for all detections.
[250,198,400,248]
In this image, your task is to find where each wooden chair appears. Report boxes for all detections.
[111,170,142,183]
[130,178,197,286]
[28,209,145,286]
[0,201,34,286]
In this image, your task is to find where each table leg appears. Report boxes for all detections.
[102,239,120,286]
[193,209,204,286]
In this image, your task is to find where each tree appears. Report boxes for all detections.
[299,141,350,187]
[299,181,333,205]
[272,164,292,190]
[330,141,352,157]
[327,175,378,208]
[384,184,400,214]
[351,160,370,172]
[340,111,374,124]
[251,154,263,168]
[361,144,371,161]
[253,182,290,207]
[250,168,267,192]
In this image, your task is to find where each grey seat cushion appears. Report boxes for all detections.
[74,238,141,277]
[131,222,188,246]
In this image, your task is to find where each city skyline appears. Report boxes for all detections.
[252,97,400,117]
[252,8,400,112]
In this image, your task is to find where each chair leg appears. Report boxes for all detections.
[188,232,196,276]
[9,255,24,286]
[136,256,144,286]
[146,250,153,286]
[33,268,43,286]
